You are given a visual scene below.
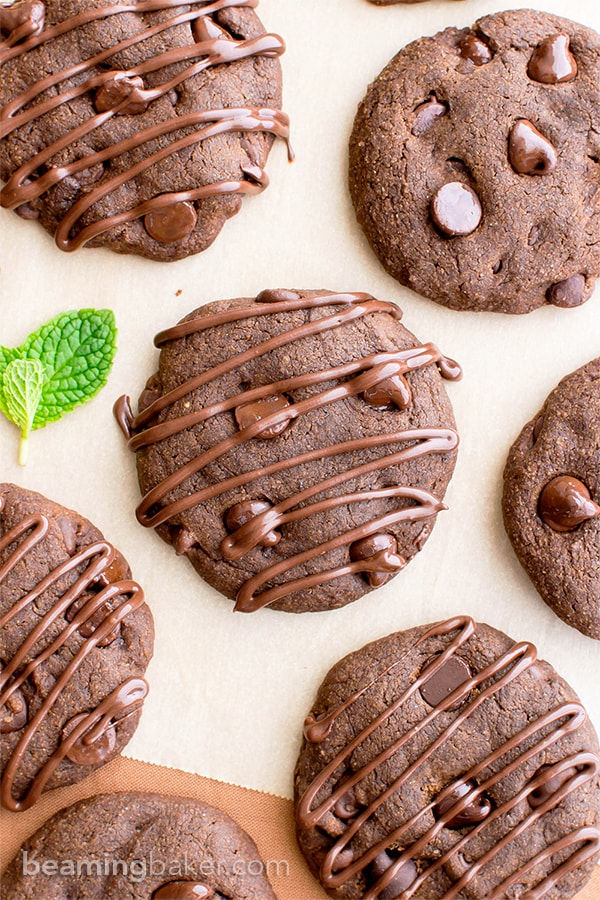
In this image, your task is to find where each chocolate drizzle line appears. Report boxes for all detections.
[0,495,148,811]
[0,0,291,250]
[296,616,600,899]
[116,292,461,612]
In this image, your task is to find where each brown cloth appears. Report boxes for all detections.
[0,755,598,899]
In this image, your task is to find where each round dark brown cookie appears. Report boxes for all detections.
[502,358,600,640]
[1,791,278,898]
[0,483,154,811]
[116,289,461,614]
[0,0,289,260]
[294,616,600,899]
[349,9,600,313]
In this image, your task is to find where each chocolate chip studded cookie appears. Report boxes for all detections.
[294,616,600,899]
[116,289,461,614]
[1,791,278,898]
[0,484,154,811]
[0,0,289,260]
[503,359,600,640]
[349,9,600,313]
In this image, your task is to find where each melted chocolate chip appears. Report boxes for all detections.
[62,713,117,766]
[144,202,197,244]
[349,533,405,587]
[153,882,213,899]
[458,34,492,67]
[434,780,492,827]
[333,784,360,819]
[94,74,149,115]
[528,764,579,809]
[546,274,587,308]
[420,655,472,709]
[430,182,482,237]
[224,500,280,547]
[362,375,411,410]
[411,96,447,137]
[95,549,130,587]
[170,526,198,556]
[331,849,354,873]
[508,120,557,175]
[369,851,417,899]
[0,0,44,39]
[538,476,600,532]
[0,667,28,734]
[528,34,578,84]
[256,289,301,303]
[234,394,291,439]
[65,591,122,647]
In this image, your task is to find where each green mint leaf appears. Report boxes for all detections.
[3,358,44,466]
[15,309,117,428]
[0,309,117,464]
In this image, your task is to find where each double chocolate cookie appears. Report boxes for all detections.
[349,9,600,313]
[0,484,154,811]
[116,289,461,614]
[0,0,289,260]
[1,791,277,897]
[294,616,600,899]
[503,358,600,640]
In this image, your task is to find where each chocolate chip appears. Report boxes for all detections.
[0,0,44,39]
[95,549,130,586]
[256,289,301,303]
[528,34,577,85]
[144,202,197,244]
[234,394,292,439]
[62,713,117,766]
[538,475,600,532]
[94,74,149,115]
[532,414,545,443]
[170,527,198,556]
[508,120,557,175]
[546,274,587,308]
[369,851,417,899]
[528,764,579,809]
[362,375,411,410]
[153,884,213,900]
[458,34,492,67]
[430,182,482,237]
[0,666,28,734]
[420,655,472,709]
[224,500,280,547]
[434,780,492,827]
[411,96,447,137]
[349,533,405,587]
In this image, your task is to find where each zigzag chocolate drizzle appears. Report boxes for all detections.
[0,493,149,811]
[0,0,291,249]
[116,290,461,612]
[296,616,600,899]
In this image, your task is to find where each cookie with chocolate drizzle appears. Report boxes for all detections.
[503,358,600,640]
[1,791,278,897]
[0,483,154,811]
[349,9,600,313]
[116,289,461,613]
[0,0,290,260]
[294,616,600,899]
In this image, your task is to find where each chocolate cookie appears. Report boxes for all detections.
[1,791,277,898]
[502,359,600,641]
[0,0,289,260]
[349,9,600,313]
[294,616,600,899]
[116,289,461,614]
[0,483,154,811]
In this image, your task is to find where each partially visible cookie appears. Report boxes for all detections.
[116,289,461,614]
[502,358,600,640]
[0,484,154,811]
[1,791,278,898]
[0,0,289,260]
[294,616,600,899]
[349,9,600,313]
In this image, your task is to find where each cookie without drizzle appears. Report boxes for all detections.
[503,358,600,640]
[294,616,600,898]
[0,0,289,260]
[116,289,460,614]
[349,9,600,313]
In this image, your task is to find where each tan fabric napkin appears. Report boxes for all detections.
[1,756,598,899]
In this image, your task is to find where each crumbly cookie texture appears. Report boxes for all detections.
[0,0,288,260]
[117,289,460,614]
[349,9,600,313]
[0,483,154,811]
[1,791,278,898]
[295,616,600,899]
[503,358,600,640]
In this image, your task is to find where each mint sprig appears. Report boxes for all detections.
[0,309,117,465]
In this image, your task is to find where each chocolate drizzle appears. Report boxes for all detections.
[296,616,600,898]
[116,292,461,612]
[0,495,149,811]
[0,0,291,250]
